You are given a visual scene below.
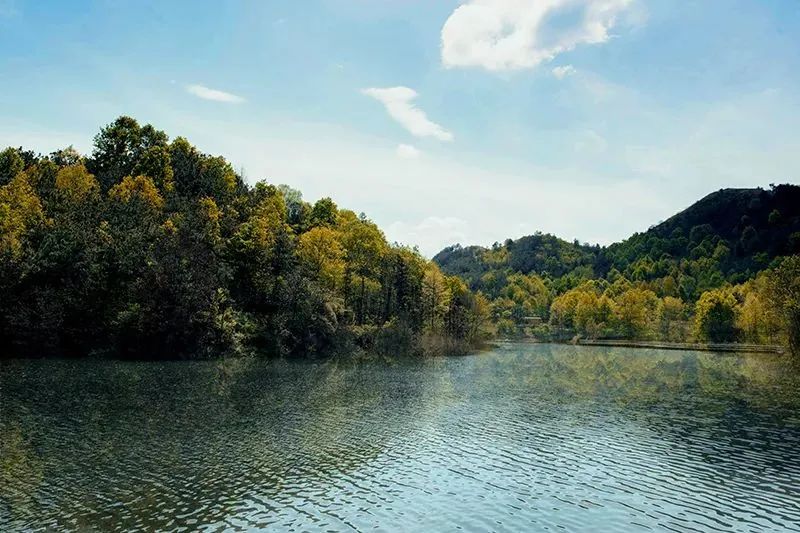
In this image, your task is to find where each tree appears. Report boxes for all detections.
[766,256,800,355]
[169,137,204,197]
[54,164,99,206]
[89,116,168,190]
[502,273,550,319]
[338,212,387,323]
[422,264,451,331]
[297,227,345,291]
[309,197,338,228]
[0,174,43,258]
[549,284,611,338]
[739,226,759,254]
[575,291,611,338]
[108,175,164,212]
[0,147,25,186]
[614,288,660,339]
[278,184,305,227]
[133,145,174,194]
[694,288,738,342]
[659,296,685,341]
[49,146,84,167]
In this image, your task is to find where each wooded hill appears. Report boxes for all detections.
[0,116,490,359]
[436,185,800,300]
[434,186,800,350]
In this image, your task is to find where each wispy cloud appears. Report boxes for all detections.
[186,84,245,103]
[396,143,421,159]
[362,86,453,141]
[552,65,576,80]
[441,0,635,71]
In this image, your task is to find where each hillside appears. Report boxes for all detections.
[436,185,800,299]
[604,186,800,281]
[434,185,800,347]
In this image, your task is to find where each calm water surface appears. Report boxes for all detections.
[3,343,800,532]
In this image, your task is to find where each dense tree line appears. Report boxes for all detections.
[435,186,800,353]
[0,117,490,359]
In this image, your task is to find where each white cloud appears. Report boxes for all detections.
[441,0,633,71]
[552,65,576,79]
[362,87,454,141]
[186,84,245,103]
[396,143,421,159]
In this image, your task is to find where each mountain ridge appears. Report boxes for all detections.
[434,184,800,300]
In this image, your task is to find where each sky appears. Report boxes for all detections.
[1,0,799,256]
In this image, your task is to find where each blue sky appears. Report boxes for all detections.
[1,0,799,256]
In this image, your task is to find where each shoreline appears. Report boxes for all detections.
[523,338,786,354]
[576,339,785,354]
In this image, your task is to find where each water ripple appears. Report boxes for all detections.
[3,344,800,531]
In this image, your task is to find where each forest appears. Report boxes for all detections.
[0,116,491,359]
[2,116,798,360]
[435,186,800,355]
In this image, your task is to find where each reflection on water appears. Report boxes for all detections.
[2,344,800,531]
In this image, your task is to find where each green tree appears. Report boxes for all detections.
[422,264,451,331]
[614,288,660,339]
[659,296,685,341]
[0,174,43,258]
[309,197,338,228]
[54,164,99,206]
[297,226,345,291]
[89,116,168,190]
[339,212,387,324]
[694,288,739,342]
[766,256,800,355]
[737,275,782,344]
[0,147,25,186]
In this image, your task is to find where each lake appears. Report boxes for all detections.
[2,343,800,532]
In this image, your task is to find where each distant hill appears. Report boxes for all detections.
[434,184,800,300]
[434,234,598,293]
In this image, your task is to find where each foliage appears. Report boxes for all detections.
[766,256,800,355]
[0,147,26,186]
[0,173,44,258]
[0,117,488,359]
[694,288,739,342]
[434,184,800,350]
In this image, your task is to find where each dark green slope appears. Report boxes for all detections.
[605,185,800,277]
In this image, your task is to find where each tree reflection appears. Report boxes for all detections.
[2,347,800,530]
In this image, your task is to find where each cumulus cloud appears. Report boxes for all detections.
[362,87,454,141]
[552,64,576,79]
[186,84,245,103]
[441,0,633,71]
